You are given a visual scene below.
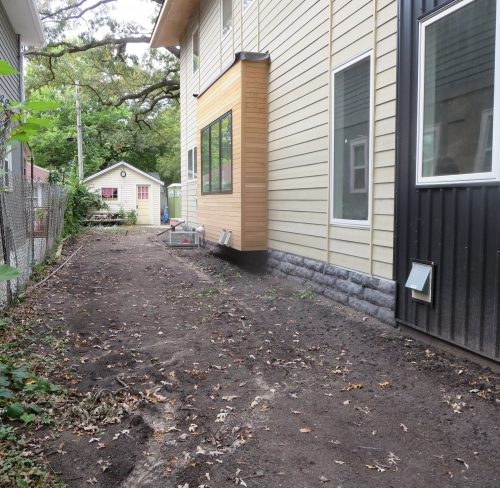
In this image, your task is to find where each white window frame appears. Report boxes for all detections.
[221,0,233,38]
[187,146,197,181]
[243,0,255,12]
[330,51,373,228]
[192,29,200,75]
[416,0,500,186]
[100,187,119,201]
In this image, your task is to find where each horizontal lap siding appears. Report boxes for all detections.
[178,0,396,278]
[263,0,330,261]
[372,0,397,279]
[328,0,396,280]
[0,5,20,102]
[0,5,23,176]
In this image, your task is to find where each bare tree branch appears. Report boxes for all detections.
[40,0,117,21]
[167,47,180,58]
[25,35,151,57]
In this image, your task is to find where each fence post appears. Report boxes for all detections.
[0,193,12,305]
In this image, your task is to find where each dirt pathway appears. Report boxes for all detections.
[24,229,500,487]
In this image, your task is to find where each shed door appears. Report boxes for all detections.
[136,185,151,225]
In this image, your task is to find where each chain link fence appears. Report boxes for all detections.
[0,96,67,307]
[0,175,67,307]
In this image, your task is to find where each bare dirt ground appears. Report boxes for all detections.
[15,228,500,487]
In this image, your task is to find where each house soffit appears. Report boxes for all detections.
[150,0,199,48]
[1,0,45,46]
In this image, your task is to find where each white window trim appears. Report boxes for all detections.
[100,186,120,202]
[192,29,200,75]
[221,0,233,39]
[187,146,197,182]
[330,51,373,228]
[416,0,500,186]
[243,0,255,12]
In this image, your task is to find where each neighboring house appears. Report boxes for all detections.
[24,158,50,208]
[0,0,45,178]
[152,0,500,363]
[83,162,164,226]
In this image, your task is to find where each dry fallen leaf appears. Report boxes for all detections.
[455,458,469,470]
[378,381,391,389]
[400,423,408,432]
[299,427,312,433]
[341,383,363,392]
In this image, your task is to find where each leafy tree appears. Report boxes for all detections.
[25,0,181,184]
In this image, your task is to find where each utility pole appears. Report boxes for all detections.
[75,80,84,181]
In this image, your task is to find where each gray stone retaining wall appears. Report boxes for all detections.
[268,250,396,324]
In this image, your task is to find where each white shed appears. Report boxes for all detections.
[83,162,164,225]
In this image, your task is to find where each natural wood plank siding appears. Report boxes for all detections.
[196,57,268,251]
[177,0,396,279]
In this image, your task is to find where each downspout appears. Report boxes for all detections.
[368,0,378,276]
[325,0,333,265]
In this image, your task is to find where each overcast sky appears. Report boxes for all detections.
[110,0,160,55]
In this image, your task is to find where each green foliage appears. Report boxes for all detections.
[63,172,106,236]
[0,59,59,283]
[127,210,137,225]
[295,289,315,300]
[0,59,18,75]
[0,265,21,282]
[26,84,180,183]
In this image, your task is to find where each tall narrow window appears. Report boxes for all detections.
[417,0,499,184]
[201,112,232,194]
[188,147,197,180]
[332,54,371,223]
[193,30,200,74]
[243,0,255,11]
[222,0,232,37]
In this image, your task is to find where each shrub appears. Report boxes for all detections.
[64,174,106,236]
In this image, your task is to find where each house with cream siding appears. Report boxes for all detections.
[151,0,398,322]
[83,162,164,226]
[152,0,500,363]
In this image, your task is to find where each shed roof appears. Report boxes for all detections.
[1,0,45,46]
[83,161,164,186]
[150,0,199,48]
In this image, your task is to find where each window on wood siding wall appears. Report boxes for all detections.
[243,0,255,11]
[201,111,232,194]
[417,0,500,185]
[222,0,232,37]
[332,53,371,225]
[101,187,118,200]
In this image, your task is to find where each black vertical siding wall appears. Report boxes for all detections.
[396,0,500,361]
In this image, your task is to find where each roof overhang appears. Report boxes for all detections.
[1,0,45,47]
[150,0,199,48]
[83,161,165,186]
